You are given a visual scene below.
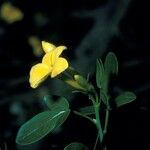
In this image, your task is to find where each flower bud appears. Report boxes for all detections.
[74,75,94,92]
[65,79,86,91]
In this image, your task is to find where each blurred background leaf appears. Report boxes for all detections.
[115,91,136,107]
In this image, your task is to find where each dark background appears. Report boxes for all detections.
[0,0,150,149]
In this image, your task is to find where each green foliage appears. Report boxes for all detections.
[96,52,118,106]
[79,105,95,116]
[50,97,69,110]
[115,91,136,107]
[43,95,53,109]
[74,75,94,92]
[16,97,70,145]
[44,96,69,111]
[64,142,89,150]
[100,90,109,106]
[96,59,105,89]
[104,52,118,76]
[15,51,137,149]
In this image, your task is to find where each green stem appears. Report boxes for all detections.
[73,111,95,124]
[94,133,99,150]
[103,109,110,135]
[94,104,103,144]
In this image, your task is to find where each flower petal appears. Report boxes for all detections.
[51,57,69,78]
[42,51,56,67]
[42,45,67,66]
[42,41,56,53]
[29,63,51,88]
[54,46,67,57]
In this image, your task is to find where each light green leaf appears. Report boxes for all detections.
[104,52,118,75]
[16,98,70,145]
[79,105,95,116]
[115,91,136,107]
[64,142,89,150]
[96,59,105,88]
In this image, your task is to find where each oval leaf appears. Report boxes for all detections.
[52,97,70,111]
[104,52,118,75]
[44,96,69,111]
[16,109,70,145]
[115,91,136,107]
[96,59,105,88]
[64,142,89,150]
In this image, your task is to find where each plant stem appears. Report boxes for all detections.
[103,109,109,135]
[94,104,103,144]
[73,110,95,124]
[94,133,99,150]
[102,108,110,150]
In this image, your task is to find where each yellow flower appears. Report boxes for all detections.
[0,2,23,24]
[29,41,68,88]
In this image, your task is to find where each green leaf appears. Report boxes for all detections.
[96,59,105,88]
[44,96,69,111]
[16,98,70,145]
[44,95,53,109]
[79,105,95,116]
[104,52,118,75]
[115,91,136,107]
[64,142,89,150]
[100,90,109,106]
[51,97,70,111]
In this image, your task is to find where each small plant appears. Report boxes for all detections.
[15,41,136,149]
